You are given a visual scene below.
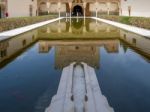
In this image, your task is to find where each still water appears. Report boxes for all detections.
[0,18,150,112]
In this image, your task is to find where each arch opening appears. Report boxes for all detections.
[72,5,83,16]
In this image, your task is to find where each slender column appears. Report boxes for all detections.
[59,8,61,18]
[47,2,50,14]
[58,2,61,18]
[95,2,98,18]
[107,2,110,15]
[70,9,71,18]
[69,2,72,18]
[69,20,72,33]
[96,11,97,18]
[83,2,86,19]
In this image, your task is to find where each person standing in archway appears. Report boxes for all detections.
[5,12,8,18]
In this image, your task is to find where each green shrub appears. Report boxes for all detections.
[0,15,57,32]
[119,16,130,24]
[99,15,150,29]
[129,17,150,29]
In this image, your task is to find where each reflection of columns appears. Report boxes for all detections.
[69,18,72,33]
[95,22,98,33]
[58,2,61,18]
[106,27,110,32]
[96,8,98,18]
[107,2,110,15]
[58,20,61,33]
[77,18,79,22]
[47,27,51,33]
[69,26,72,33]
[84,16,86,25]
[58,27,61,33]
[83,25,86,33]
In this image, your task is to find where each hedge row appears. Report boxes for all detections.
[0,15,57,32]
[99,15,150,29]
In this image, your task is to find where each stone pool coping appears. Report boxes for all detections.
[0,17,64,41]
[92,17,150,38]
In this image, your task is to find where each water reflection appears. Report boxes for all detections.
[37,18,120,39]
[38,40,119,69]
[0,18,150,69]
[0,18,150,112]
[120,30,150,62]
[55,46,100,69]
[0,31,38,68]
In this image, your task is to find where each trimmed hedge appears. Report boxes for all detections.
[99,15,150,29]
[0,15,57,32]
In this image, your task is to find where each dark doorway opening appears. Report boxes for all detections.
[72,5,83,16]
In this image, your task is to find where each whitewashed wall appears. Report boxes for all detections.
[121,0,150,17]
[7,0,37,17]
[89,2,118,12]
[48,3,66,13]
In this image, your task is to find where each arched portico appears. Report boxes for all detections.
[37,0,120,17]
[38,2,47,15]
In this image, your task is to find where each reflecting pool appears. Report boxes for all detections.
[0,18,150,112]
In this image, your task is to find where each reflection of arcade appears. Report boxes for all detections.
[39,40,119,69]
[56,46,100,69]
[72,18,83,29]
[39,42,51,53]
[0,31,38,68]
[1,19,150,69]
[37,19,120,39]
[120,30,150,62]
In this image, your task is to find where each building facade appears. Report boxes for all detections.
[0,0,150,18]
[38,0,120,16]
[0,0,120,18]
[7,0,37,17]
[0,0,7,18]
[120,0,150,17]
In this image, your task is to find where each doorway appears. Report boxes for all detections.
[72,5,83,16]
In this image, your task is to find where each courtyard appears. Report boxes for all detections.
[0,0,150,112]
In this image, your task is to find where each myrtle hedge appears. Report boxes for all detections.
[99,15,150,29]
[0,15,57,32]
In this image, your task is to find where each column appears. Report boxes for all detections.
[83,2,86,19]
[47,1,50,14]
[95,2,98,18]
[69,2,72,18]
[107,2,110,15]
[58,2,61,18]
